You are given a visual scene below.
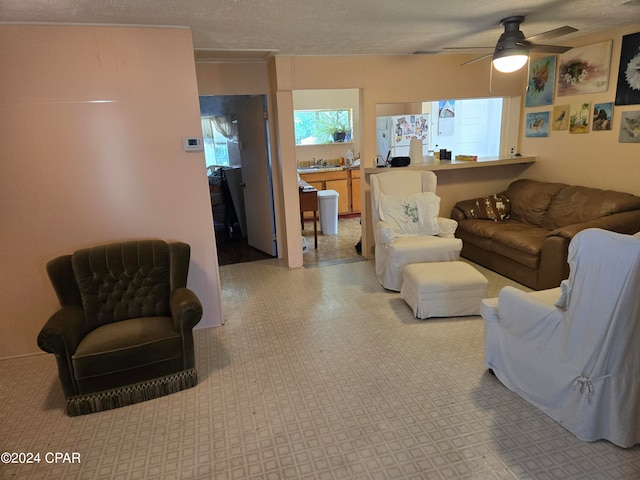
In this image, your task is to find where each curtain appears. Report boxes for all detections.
[201,116,238,143]
[212,115,238,143]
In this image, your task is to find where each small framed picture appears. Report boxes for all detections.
[569,102,590,134]
[619,111,640,143]
[551,105,570,131]
[592,102,613,131]
[525,112,550,137]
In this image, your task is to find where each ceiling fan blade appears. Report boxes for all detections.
[528,44,573,53]
[525,26,578,43]
[443,47,493,50]
[460,52,493,66]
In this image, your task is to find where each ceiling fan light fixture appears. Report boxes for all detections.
[490,16,529,73]
[492,53,528,72]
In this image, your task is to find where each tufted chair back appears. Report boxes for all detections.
[48,240,190,332]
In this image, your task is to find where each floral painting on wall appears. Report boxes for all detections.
[592,102,613,131]
[557,40,612,96]
[615,32,640,105]
[526,56,556,107]
[551,105,570,131]
[569,102,591,134]
[619,111,640,143]
[525,112,550,137]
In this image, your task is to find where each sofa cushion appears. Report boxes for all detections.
[454,221,494,251]
[456,219,547,269]
[491,224,550,269]
[457,218,513,242]
[460,194,511,222]
[506,180,566,227]
[541,186,640,230]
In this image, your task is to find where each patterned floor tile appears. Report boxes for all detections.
[1,258,639,479]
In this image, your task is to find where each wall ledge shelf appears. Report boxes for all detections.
[364,156,535,174]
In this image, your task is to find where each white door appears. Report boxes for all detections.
[458,99,489,155]
[236,96,277,256]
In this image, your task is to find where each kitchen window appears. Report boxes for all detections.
[294,109,353,145]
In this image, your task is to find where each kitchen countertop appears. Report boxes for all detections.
[297,157,533,174]
[363,156,535,174]
[297,164,360,173]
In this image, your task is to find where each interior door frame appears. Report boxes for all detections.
[200,94,277,258]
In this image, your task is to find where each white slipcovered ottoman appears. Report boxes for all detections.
[401,261,489,319]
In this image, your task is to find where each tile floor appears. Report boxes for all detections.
[302,216,363,267]
[1,259,639,479]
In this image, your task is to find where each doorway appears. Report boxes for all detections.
[301,215,363,267]
[200,95,277,266]
[293,88,364,267]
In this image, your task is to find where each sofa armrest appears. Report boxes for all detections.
[37,305,86,356]
[450,206,466,223]
[170,288,203,370]
[376,220,397,245]
[548,210,640,241]
[170,287,203,332]
[496,286,564,338]
[451,199,478,222]
[437,217,458,238]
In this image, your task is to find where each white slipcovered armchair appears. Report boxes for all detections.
[482,228,640,448]
[370,170,462,291]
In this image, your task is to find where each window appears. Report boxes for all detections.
[294,109,352,145]
[376,97,516,159]
[201,117,231,167]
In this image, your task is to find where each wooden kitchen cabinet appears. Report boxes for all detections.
[299,168,361,217]
[326,179,349,213]
[299,170,347,216]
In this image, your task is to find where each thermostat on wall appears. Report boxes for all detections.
[182,137,203,152]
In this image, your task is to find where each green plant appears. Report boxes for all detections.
[316,110,351,142]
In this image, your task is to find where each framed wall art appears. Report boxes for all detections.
[557,40,613,96]
[615,32,640,106]
[526,56,556,107]
[569,102,591,134]
[525,112,550,137]
[551,105,570,131]
[619,111,640,143]
[592,102,613,131]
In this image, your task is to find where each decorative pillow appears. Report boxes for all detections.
[464,194,511,222]
[379,192,440,236]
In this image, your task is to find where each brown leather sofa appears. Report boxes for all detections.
[451,179,640,290]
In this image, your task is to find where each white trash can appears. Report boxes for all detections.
[317,189,339,235]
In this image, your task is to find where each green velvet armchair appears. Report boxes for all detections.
[38,240,203,416]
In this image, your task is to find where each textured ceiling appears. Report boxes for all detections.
[2,0,640,59]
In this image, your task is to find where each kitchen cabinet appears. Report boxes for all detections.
[299,168,362,218]
[299,170,349,216]
[326,179,349,213]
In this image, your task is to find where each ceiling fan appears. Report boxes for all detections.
[447,16,578,72]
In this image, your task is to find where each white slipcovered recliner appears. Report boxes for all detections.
[370,170,462,291]
[482,228,640,448]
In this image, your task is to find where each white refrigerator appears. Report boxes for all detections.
[376,114,430,158]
